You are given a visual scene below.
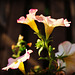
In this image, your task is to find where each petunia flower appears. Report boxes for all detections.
[55,41,75,75]
[17,9,39,33]
[2,49,33,72]
[34,15,71,39]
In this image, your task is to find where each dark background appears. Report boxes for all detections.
[0,0,75,75]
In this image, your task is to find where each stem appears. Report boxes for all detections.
[49,58,52,69]
[17,51,21,57]
[45,41,52,69]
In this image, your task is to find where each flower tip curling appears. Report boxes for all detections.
[28,50,33,54]
[17,16,26,23]
[2,67,8,71]
[65,24,70,27]
[29,9,38,14]
[64,19,71,27]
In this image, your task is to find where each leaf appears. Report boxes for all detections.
[49,45,52,52]
[39,57,49,60]
[12,49,15,53]
[38,47,43,56]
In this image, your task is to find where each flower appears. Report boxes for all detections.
[34,15,71,39]
[2,49,33,71]
[55,41,75,75]
[18,34,24,41]
[17,9,39,33]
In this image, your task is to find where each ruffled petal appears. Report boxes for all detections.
[2,49,33,71]
[68,44,75,55]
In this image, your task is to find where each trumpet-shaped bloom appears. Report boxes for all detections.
[34,15,71,39]
[17,9,39,33]
[2,49,33,71]
[55,41,75,75]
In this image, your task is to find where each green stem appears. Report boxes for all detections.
[17,51,21,57]
[49,58,52,69]
[45,41,52,70]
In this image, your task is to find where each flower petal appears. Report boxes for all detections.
[2,49,33,71]
[68,44,75,55]
[18,62,26,74]
[56,41,75,74]
[29,9,38,14]
[17,9,39,33]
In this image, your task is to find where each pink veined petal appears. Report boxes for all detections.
[35,15,45,22]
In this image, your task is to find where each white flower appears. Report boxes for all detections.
[55,41,75,75]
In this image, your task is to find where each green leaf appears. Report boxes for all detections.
[57,66,65,72]
[49,45,52,52]
[19,46,26,51]
[12,49,15,53]
[39,57,49,60]
[38,47,43,56]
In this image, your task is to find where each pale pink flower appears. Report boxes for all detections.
[34,15,71,39]
[2,49,33,71]
[17,9,39,33]
[55,41,75,75]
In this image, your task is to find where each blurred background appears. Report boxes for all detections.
[0,0,75,75]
